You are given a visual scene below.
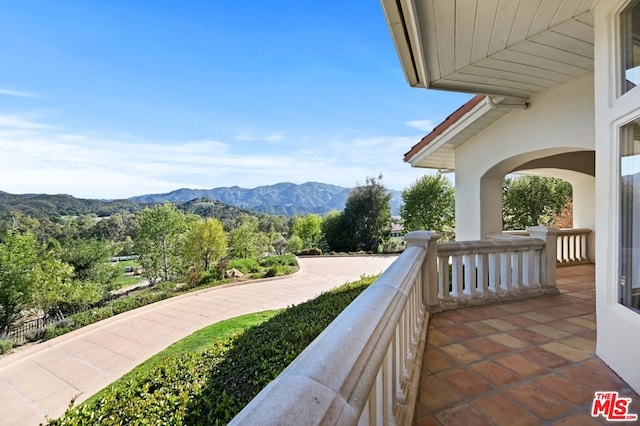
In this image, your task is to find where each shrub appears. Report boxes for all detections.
[212,259,229,281]
[25,328,46,342]
[259,254,297,268]
[0,339,13,354]
[264,265,291,278]
[186,269,203,288]
[228,258,261,274]
[296,247,322,256]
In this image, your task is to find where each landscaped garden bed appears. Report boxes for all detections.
[47,274,377,425]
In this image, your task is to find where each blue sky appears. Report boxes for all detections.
[0,1,471,199]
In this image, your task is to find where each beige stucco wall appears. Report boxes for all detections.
[454,74,596,241]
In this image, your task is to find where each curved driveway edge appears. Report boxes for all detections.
[0,255,397,425]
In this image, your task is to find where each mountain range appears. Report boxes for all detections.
[129,182,403,216]
[0,182,403,219]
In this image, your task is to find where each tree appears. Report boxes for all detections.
[0,231,42,335]
[400,174,455,237]
[287,235,304,254]
[0,231,95,335]
[183,218,227,272]
[60,239,119,285]
[502,176,572,230]
[292,214,323,248]
[227,214,261,259]
[134,203,187,283]
[343,176,392,252]
[322,210,351,252]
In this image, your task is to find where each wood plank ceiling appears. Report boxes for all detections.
[413,0,596,98]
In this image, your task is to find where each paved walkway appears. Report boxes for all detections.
[0,255,397,425]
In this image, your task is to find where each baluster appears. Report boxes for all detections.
[438,256,450,301]
[533,249,541,285]
[522,249,533,288]
[476,253,487,295]
[451,255,463,298]
[569,234,576,262]
[463,254,477,296]
[488,252,500,294]
[500,252,512,293]
[511,251,522,292]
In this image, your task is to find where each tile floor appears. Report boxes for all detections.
[414,264,640,425]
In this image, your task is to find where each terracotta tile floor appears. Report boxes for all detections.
[414,264,640,425]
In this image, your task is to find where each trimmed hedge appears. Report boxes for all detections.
[48,275,378,425]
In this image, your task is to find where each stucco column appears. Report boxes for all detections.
[455,172,504,241]
[480,176,504,237]
[571,174,596,261]
[527,226,560,294]
[405,231,440,310]
[454,173,480,240]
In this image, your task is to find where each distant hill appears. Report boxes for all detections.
[178,198,256,222]
[129,182,403,216]
[0,191,141,219]
[0,182,403,222]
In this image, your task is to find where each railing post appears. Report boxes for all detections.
[526,226,560,294]
[405,231,440,311]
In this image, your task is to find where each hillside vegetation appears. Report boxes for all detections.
[0,182,403,219]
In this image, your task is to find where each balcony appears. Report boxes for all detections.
[232,229,639,425]
[415,262,640,425]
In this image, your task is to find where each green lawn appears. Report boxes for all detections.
[111,259,143,289]
[85,310,279,405]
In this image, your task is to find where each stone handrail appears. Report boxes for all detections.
[230,231,439,425]
[436,228,558,311]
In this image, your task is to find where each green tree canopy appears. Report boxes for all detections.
[343,176,391,253]
[134,203,188,283]
[227,214,261,259]
[0,231,42,335]
[502,176,572,230]
[400,174,455,236]
[0,231,98,335]
[321,210,351,252]
[183,218,227,272]
[292,214,323,248]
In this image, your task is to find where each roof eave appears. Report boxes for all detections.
[404,95,487,165]
[380,0,428,88]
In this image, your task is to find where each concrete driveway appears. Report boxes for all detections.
[0,255,397,425]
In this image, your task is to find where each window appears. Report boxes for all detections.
[620,120,640,310]
[622,0,640,94]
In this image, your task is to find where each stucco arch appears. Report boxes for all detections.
[454,75,596,242]
[474,149,596,260]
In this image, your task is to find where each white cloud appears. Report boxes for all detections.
[0,115,53,130]
[0,88,40,98]
[0,112,437,199]
[405,119,435,132]
[235,132,285,142]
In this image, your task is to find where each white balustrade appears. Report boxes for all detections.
[489,227,592,266]
[230,231,439,426]
[555,228,591,265]
[230,228,563,424]
[436,237,551,310]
